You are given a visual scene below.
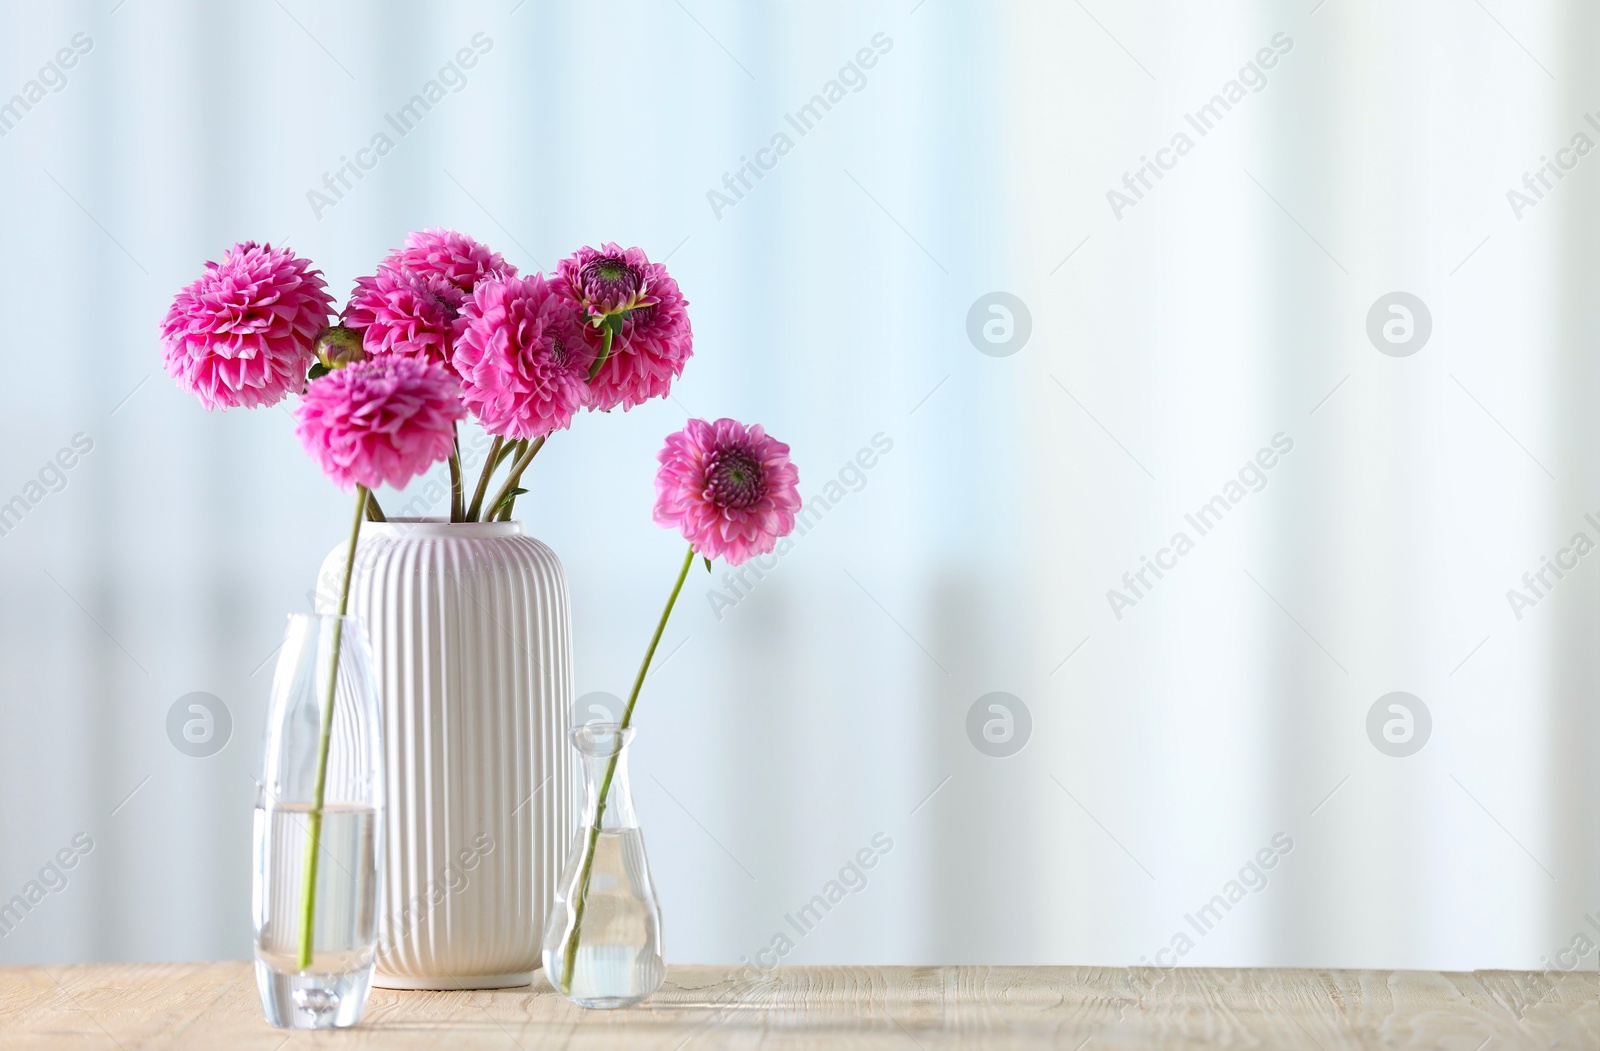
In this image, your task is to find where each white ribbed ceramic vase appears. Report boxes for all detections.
[318,519,573,989]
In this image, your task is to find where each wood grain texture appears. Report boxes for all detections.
[1,963,1594,1049]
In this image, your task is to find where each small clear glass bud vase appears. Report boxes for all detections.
[253,613,384,1029]
[541,723,664,1008]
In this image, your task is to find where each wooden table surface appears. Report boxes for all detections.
[3,963,1595,1049]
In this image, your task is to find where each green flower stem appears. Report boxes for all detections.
[560,543,696,995]
[447,426,465,523]
[297,485,368,972]
[586,320,616,381]
[491,436,522,473]
[465,435,504,521]
[474,437,525,522]
[485,437,544,522]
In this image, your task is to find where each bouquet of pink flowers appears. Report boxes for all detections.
[161,230,799,993]
[163,231,694,522]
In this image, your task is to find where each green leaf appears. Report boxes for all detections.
[307,362,332,380]
[491,487,528,516]
[703,556,712,573]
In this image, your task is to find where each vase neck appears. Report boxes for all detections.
[572,724,638,830]
[360,518,524,540]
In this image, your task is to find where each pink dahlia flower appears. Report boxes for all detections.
[160,242,335,410]
[342,268,462,370]
[453,275,593,440]
[380,228,512,299]
[653,418,800,565]
[552,243,692,411]
[295,357,465,491]
[556,243,657,319]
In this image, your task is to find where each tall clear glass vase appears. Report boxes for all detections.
[541,723,664,1008]
[253,613,384,1029]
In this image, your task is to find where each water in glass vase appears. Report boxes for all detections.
[254,803,380,1027]
[541,724,664,1008]
[254,613,385,1029]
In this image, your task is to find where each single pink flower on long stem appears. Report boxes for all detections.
[653,418,800,565]
[160,242,335,410]
[295,356,465,491]
[289,355,471,973]
[557,417,799,994]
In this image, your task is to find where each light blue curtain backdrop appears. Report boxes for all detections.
[0,0,1593,971]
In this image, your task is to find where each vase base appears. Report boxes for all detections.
[373,970,534,991]
[570,994,652,1010]
[256,960,374,1028]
